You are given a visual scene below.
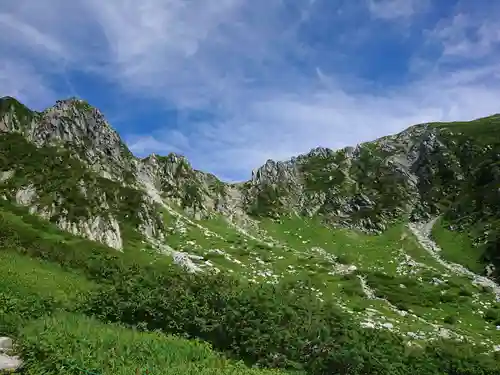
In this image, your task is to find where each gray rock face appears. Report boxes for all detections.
[1,97,133,182]
[37,99,134,182]
[0,97,164,250]
[0,336,22,372]
[238,120,491,234]
[136,152,235,219]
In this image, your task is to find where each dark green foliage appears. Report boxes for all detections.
[0,286,59,336]
[248,183,285,218]
[17,313,289,375]
[365,272,461,310]
[444,315,457,325]
[0,96,38,127]
[84,271,416,374]
[406,339,500,375]
[483,305,500,325]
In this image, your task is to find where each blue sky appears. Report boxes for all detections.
[1,0,500,181]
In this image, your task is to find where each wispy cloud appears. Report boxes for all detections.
[1,0,500,181]
[0,58,55,107]
[366,0,426,20]
[429,13,500,60]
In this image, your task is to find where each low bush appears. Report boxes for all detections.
[18,312,292,375]
[365,272,463,310]
[0,285,58,336]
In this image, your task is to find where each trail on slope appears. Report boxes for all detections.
[143,180,225,239]
[408,217,500,302]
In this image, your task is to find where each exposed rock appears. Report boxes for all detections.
[0,336,22,372]
[0,170,13,182]
[409,217,500,301]
[59,215,123,250]
[15,185,37,205]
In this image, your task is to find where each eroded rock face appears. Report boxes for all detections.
[239,129,425,231]
[12,184,124,249]
[0,97,169,250]
[59,215,123,250]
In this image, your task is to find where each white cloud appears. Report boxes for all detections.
[367,0,425,20]
[425,2,500,61]
[0,13,66,58]
[127,61,500,181]
[0,59,55,108]
[1,0,500,181]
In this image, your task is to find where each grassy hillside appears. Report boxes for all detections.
[2,97,500,374]
[2,199,500,375]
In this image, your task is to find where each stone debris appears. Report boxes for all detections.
[409,218,500,301]
[0,337,22,372]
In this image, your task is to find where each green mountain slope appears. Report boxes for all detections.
[1,95,500,374]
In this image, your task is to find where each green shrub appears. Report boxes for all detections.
[0,286,58,336]
[443,315,457,325]
[366,273,444,309]
[18,312,290,375]
[483,308,500,324]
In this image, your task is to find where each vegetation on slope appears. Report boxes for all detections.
[19,313,289,375]
[2,95,500,374]
[0,96,39,128]
[429,115,500,278]
[1,200,500,375]
[298,144,413,228]
[243,114,500,281]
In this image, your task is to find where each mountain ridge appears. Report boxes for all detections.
[1,95,499,280]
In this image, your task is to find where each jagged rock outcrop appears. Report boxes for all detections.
[241,118,498,233]
[241,114,500,278]
[135,152,239,220]
[0,96,237,249]
[1,97,134,182]
[0,97,163,249]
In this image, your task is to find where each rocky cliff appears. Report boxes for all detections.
[0,95,499,278]
[242,116,500,277]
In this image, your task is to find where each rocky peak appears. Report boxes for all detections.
[2,95,499,273]
[22,98,133,181]
[251,159,297,186]
[307,146,335,159]
[36,98,125,154]
[0,96,39,134]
